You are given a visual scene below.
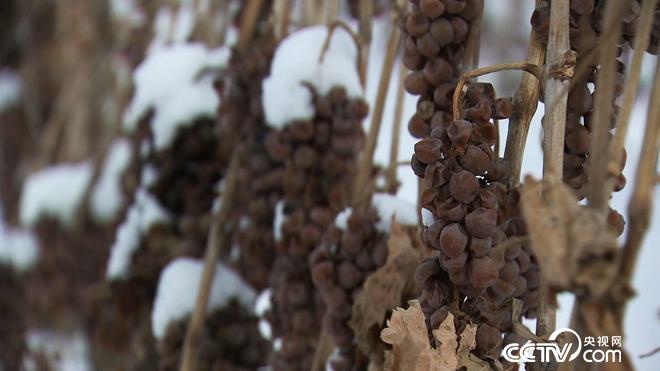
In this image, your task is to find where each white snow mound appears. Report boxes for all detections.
[122,43,230,149]
[262,26,363,128]
[19,162,93,227]
[151,257,256,339]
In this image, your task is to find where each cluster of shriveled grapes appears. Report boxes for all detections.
[265,87,368,371]
[532,0,637,237]
[310,207,389,370]
[158,299,269,371]
[411,84,539,351]
[403,0,541,358]
[219,34,285,290]
[402,0,480,141]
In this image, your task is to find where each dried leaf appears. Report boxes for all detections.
[456,324,493,371]
[380,300,493,371]
[432,313,459,370]
[520,176,619,296]
[381,300,458,371]
[351,219,422,363]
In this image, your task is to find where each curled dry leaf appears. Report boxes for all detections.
[380,300,491,371]
[350,219,423,365]
[520,176,619,297]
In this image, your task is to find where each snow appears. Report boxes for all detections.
[122,43,230,150]
[371,193,418,232]
[255,289,272,317]
[151,257,257,339]
[90,139,132,222]
[273,201,287,241]
[110,0,145,27]
[105,186,170,280]
[0,69,21,113]
[334,208,353,230]
[262,26,363,128]
[23,329,91,371]
[19,162,93,227]
[421,208,434,227]
[0,228,39,272]
[259,319,272,340]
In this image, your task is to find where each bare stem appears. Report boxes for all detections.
[325,0,340,25]
[586,0,628,211]
[353,11,401,208]
[537,0,571,339]
[238,0,265,51]
[178,149,242,371]
[504,1,545,185]
[385,63,406,194]
[358,0,373,87]
[462,0,484,72]
[452,62,543,121]
[618,57,660,320]
[605,0,659,198]
[319,21,364,88]
[272,0,292,41]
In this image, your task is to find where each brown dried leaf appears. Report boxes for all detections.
[350,219,422,363]
[381,300,458,371]
[380,300,492,371]
[520,176,619,296]
[456,324,493,371]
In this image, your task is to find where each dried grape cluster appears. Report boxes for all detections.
[310,207,389,370]
[402,0,481,142]
[533,0,635,236]
[158,299,269,371]
[219,34,284,290]
[410,82,541,359]
[266,87,368,371]
[402,0,542,357]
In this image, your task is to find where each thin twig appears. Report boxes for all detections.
[604,0,659,197]
[537,0,571,340]
[178,148,242,371]
[325,0,340,25]
[640,346,660,359]
[358,0,373,87]
[385,63,406,194]
[352,10,401,208]
[617,57,660,320]
[319,20,364,89]
[452,62,544,120]
[504,1,545,185]
[586,0,629,212]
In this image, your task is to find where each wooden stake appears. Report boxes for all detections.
[537,0,571,340]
